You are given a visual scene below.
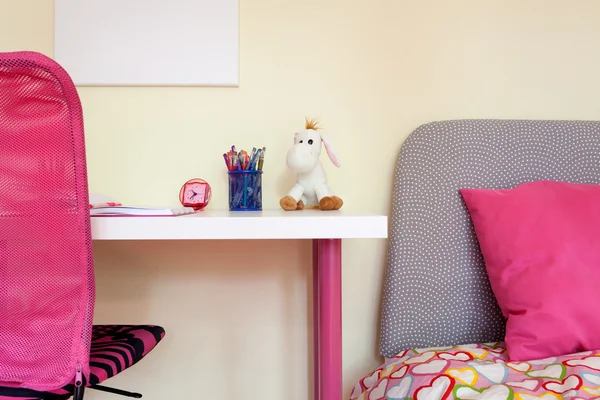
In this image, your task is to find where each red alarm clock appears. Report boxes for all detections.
[179,178,212,210]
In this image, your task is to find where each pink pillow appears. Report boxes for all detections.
[460,180,600,361]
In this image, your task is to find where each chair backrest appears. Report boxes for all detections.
[0,51,95,392]
[380,119,600,359]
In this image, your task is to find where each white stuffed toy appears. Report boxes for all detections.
[280,118,343,211]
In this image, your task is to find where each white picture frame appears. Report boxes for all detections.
[54,0,239,87]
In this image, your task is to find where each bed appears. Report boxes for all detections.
[352,120,600,400]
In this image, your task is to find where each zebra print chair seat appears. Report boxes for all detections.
[0,326,165,399]
[88,325,165,386]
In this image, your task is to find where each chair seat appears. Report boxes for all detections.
[0,325,165,399]
[89,325,165,386]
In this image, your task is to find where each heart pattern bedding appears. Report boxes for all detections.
[351,343,600,399]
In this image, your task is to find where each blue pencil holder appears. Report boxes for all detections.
[228,170,263,211]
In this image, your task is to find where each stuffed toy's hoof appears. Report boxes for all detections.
[296,200,305,210]
[319,196,335,210]
[280,196,298,211]
[332,196,343,210]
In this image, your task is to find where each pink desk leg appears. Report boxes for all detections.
[313,240,321,400]
[315,238,342,400]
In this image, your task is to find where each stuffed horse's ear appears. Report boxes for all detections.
[320,133,341,167]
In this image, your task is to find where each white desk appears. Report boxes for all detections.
[91,210,388,400]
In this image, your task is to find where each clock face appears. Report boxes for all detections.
[184,183,207,204]
[179,178,212,210]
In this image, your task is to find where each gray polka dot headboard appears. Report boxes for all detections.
[379,119,600,359]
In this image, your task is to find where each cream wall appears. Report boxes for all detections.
[2,1,600,399]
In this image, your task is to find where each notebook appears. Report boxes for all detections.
[89,193,195,216]
[90,205,196,216]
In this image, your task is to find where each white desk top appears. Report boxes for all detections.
[90,209,388,240]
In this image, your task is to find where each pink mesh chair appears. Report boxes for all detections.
[0,51,165,399]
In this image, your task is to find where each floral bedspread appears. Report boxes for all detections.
[351,343,600,399]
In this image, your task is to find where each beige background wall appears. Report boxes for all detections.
[1,1,599,399]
